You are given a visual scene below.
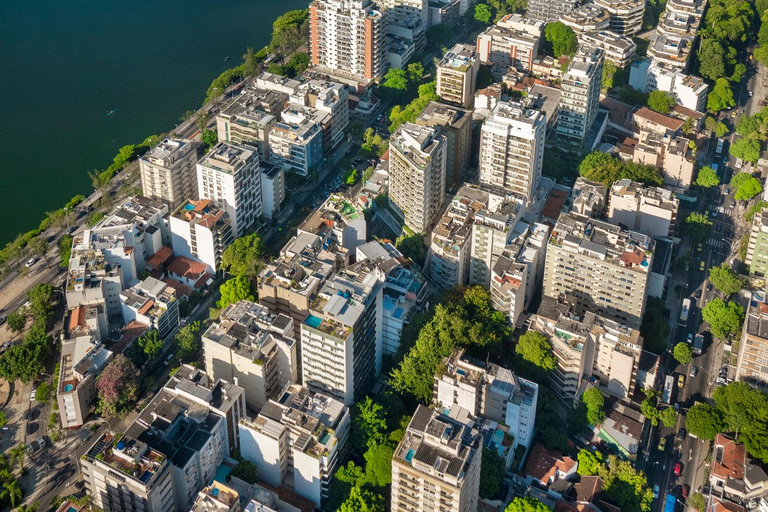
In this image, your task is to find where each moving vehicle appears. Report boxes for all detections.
[678,374,685,388]
[700,261,706,271]
[680,299,691,327]
[736,159,744,169]
[678,428,687,441]
[716,139,724,155]
[674,461,683,476]
[687,333,693,343]
[694,334,704,355]
[658,437,667,452]
[681,485,690,499]
[653,485,660,499]
[164,354,174,366]
[695,289,702,299]
[25,258,36,268]
[665,493,677,512]
[707,283,713,292]
[663,375,674,404]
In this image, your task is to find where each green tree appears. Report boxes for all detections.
[339,486,386,512]
[176,321,200,360]
[640,388,664,426]
[647,90,676,114]
[673,342,694,365]
[582,387,605,425]
[201,129,218,148]
[515,331,556,370]
[9,443,25,474]
[407,62,424,82]
[698,40,731,81]
[95,354,139,417]
[660,406,678,428]
[474,3,493,23]
[578,448,605,476]
[735,176,763,200]
[5,309,26,333]
[0,344,45,383]
[217,275,256,309]
[139,330,164,361]
[714,381,768,434]
[688,493,707,512]
[352,397,387,452]
[685,402,724,440]
[395,233,427,267]
[58,234,73,268]
[2,480,21,508]
[326,462,365,512]
[695,166,720,188]
[34,382,51,403]
[363,444,394,487]
[709,265,742,296]
[602,61,618,91]
[684,212,713,244]
[598,455,654,512]
[221,233,265,280]
[702,299,745,338]
[707,78,736,112]
[480,448,507,499]
[230,460,259,484]
[545,21,577,57]
[505,497,551,512]
[730,139,762,164]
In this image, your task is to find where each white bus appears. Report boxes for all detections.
[679,298,690,327]
[662,375,674,405]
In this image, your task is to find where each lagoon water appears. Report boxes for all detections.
[0,0,308,245]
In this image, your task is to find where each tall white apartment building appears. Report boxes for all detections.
[579,30,636,68]
[490,222,550,327]
[140,139,200,210]
[593,0,645,36]
[388,123,447,234]
[379,0,429,28]
[300,262,384,405]
[476,14,544,71]
[561,4,611,34]
[65,239,124,317]
[203,300,298,411]
[435,348,538,453]
[436,44,480,108]
[197,142,261,237]
[543,211,654,329]
[239,384,350,507]
[120,276,180,338]
[268,115,324,177]
[479,100,546,202]
[415,102,473,192]
[169,199,234,274]
[607,179,679,238]
[289,79,350,152]
[526,0,580,22]
[391,405,482,512]
[469,200,523,287]
[557,46,604,145]
[309,0,387,81]
[259,162,285,221]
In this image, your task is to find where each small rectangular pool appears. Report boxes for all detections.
[405,449,415,462]
[305,314,322,329]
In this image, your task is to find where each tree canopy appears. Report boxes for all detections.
[506,497,551,512]
[176,321,200,360]
[474,3,493,23]
[647,90,676,114]
[222,233,264,280]
[578,449,605,476]
[545,22,577,58]
[338,486,386,512]
[480,448,507,499]
[708,265,742,296]
[230,461,259,484]
[695,166,720,188]
[217,275,256,309]
[582,387,605,426]
[578,151,663,187]
[395,233,427,267]
[683,212,712,244]
[515,331,556,371]
[597,455,654,512]
[702,299,745,338]
[730,139,762,165]
[707,78,736,112]
[673,342,694,365]
[96,354,139,417]
[640,388,678,427]
[351,397,388,452]
[138,330,164,361]
[685,402,724,440]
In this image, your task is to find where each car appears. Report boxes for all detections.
[697,243,703,252]
[725,188,731,195]
[731,200,737,208]
[712,210,718,218]
[700,261,706,271]
[164,354,174,366]
[678,374,685,388]
[29,390,35,402]
[719,206,725,213]
[690,366,699,377]
[736,158,744,169]
[36,437,45,448]
[695,289,702,299]
[678,428,687,441]
[674,461,683,476]
[24,258,36,268]
[687,333,694,343]
[658,437,667,452]
[707,283,713,292]
[653,485,660,499]
[681,485,690,499]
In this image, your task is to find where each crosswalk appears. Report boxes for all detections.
[708,238,729,250]
[706,204,733,216]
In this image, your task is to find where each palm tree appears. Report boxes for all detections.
[9,444,24,474]
[17,502,38,512]
[2,480,22,508]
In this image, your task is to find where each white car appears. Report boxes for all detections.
[36,437,45,448]
[30,390,36,402]
[653,485,660,499]
[24,258,36,268]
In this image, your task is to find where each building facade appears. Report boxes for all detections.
[436,43,480,108]
[140,139,200,211]
[557,46,604,144]
[476,14,544,71]
[415,101,473,192]
[169,199,234,275]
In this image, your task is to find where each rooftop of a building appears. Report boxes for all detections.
[525,443,577,485]
[394,405,480,483]
[432,186,497,258]
[164,364,244,414]
[298,194,364,238]
[564,46,604,79]
[83,431,166,486]
[96,196,168,230]
[593,0,645,10]
[561,3,610,28]
[271,116,322,142]
[648,32,693,62]
[441,348,538,403]
[142,138,197,168]
[258,238,334,299]
[245,383,347,460]
[291,79,347,108]
[416,101,472,128]
[487,99,546,129]
[609,179,679,210]
[171,199,230,229]
[667,0,707,15]
[167,255,211,284]
[256,71,303,94]
[220,88,281,124]
[712,433,747,481]
[120,276,177,317]
[59,332,112,395]
[191,480,240,512]
[634,107,685,132]
[204,300,295,363]
[390,122,444,169]
[439,43,477,72]
[259,161,282,179]
[199,142,257,174]
[580,30,636,52]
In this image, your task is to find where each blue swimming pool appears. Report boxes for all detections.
[305,314,322,328]
[63,384,74,392]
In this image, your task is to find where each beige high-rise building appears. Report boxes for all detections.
[436,44,479,108]
[309,0,386,81]
[543,211,654,329]
[140,138,200,211]
[476,14,544,71]
[392,405,482,512]
[389,123,447,234]
[557,46,604,144]
[593,0,645,36]
[415,102,472,192]
[479,100,546,202]
[607,179,679,238]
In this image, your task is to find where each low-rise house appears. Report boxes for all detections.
[525,443,578,488]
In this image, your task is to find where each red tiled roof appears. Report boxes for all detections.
[672,104,705,120]
[712,498,745,512]
[712,434,746,481]
[168,256,208,280]
[68,306,85,332]
[193,272,213,290]
[556,501,582,512]
[163,278,193,298]
[525,443,577,486]
[147,246,174,268]
[575,476,604,503]
[621,248,644,266]
[115,320,149,354]
[634,107,685,131]
[138,299,155,316]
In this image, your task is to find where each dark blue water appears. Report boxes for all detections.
[0,0,308,245]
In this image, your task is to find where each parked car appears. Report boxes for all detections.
[674,461,683,476]
[29,390,35,402]
[653,485,660,499]
[36,437,45,449]
[707,283,713,292]
[25,258,36,268]
[678,375,685,388]
[700,261,705,271]
[695,289,702,299]
[681,485,690,499]
[678,428,687,441]
[690,366,699,377]
[0,316,5,326]
[687,333,693,343]
[731,200,737,208]
[658,437,667,452]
